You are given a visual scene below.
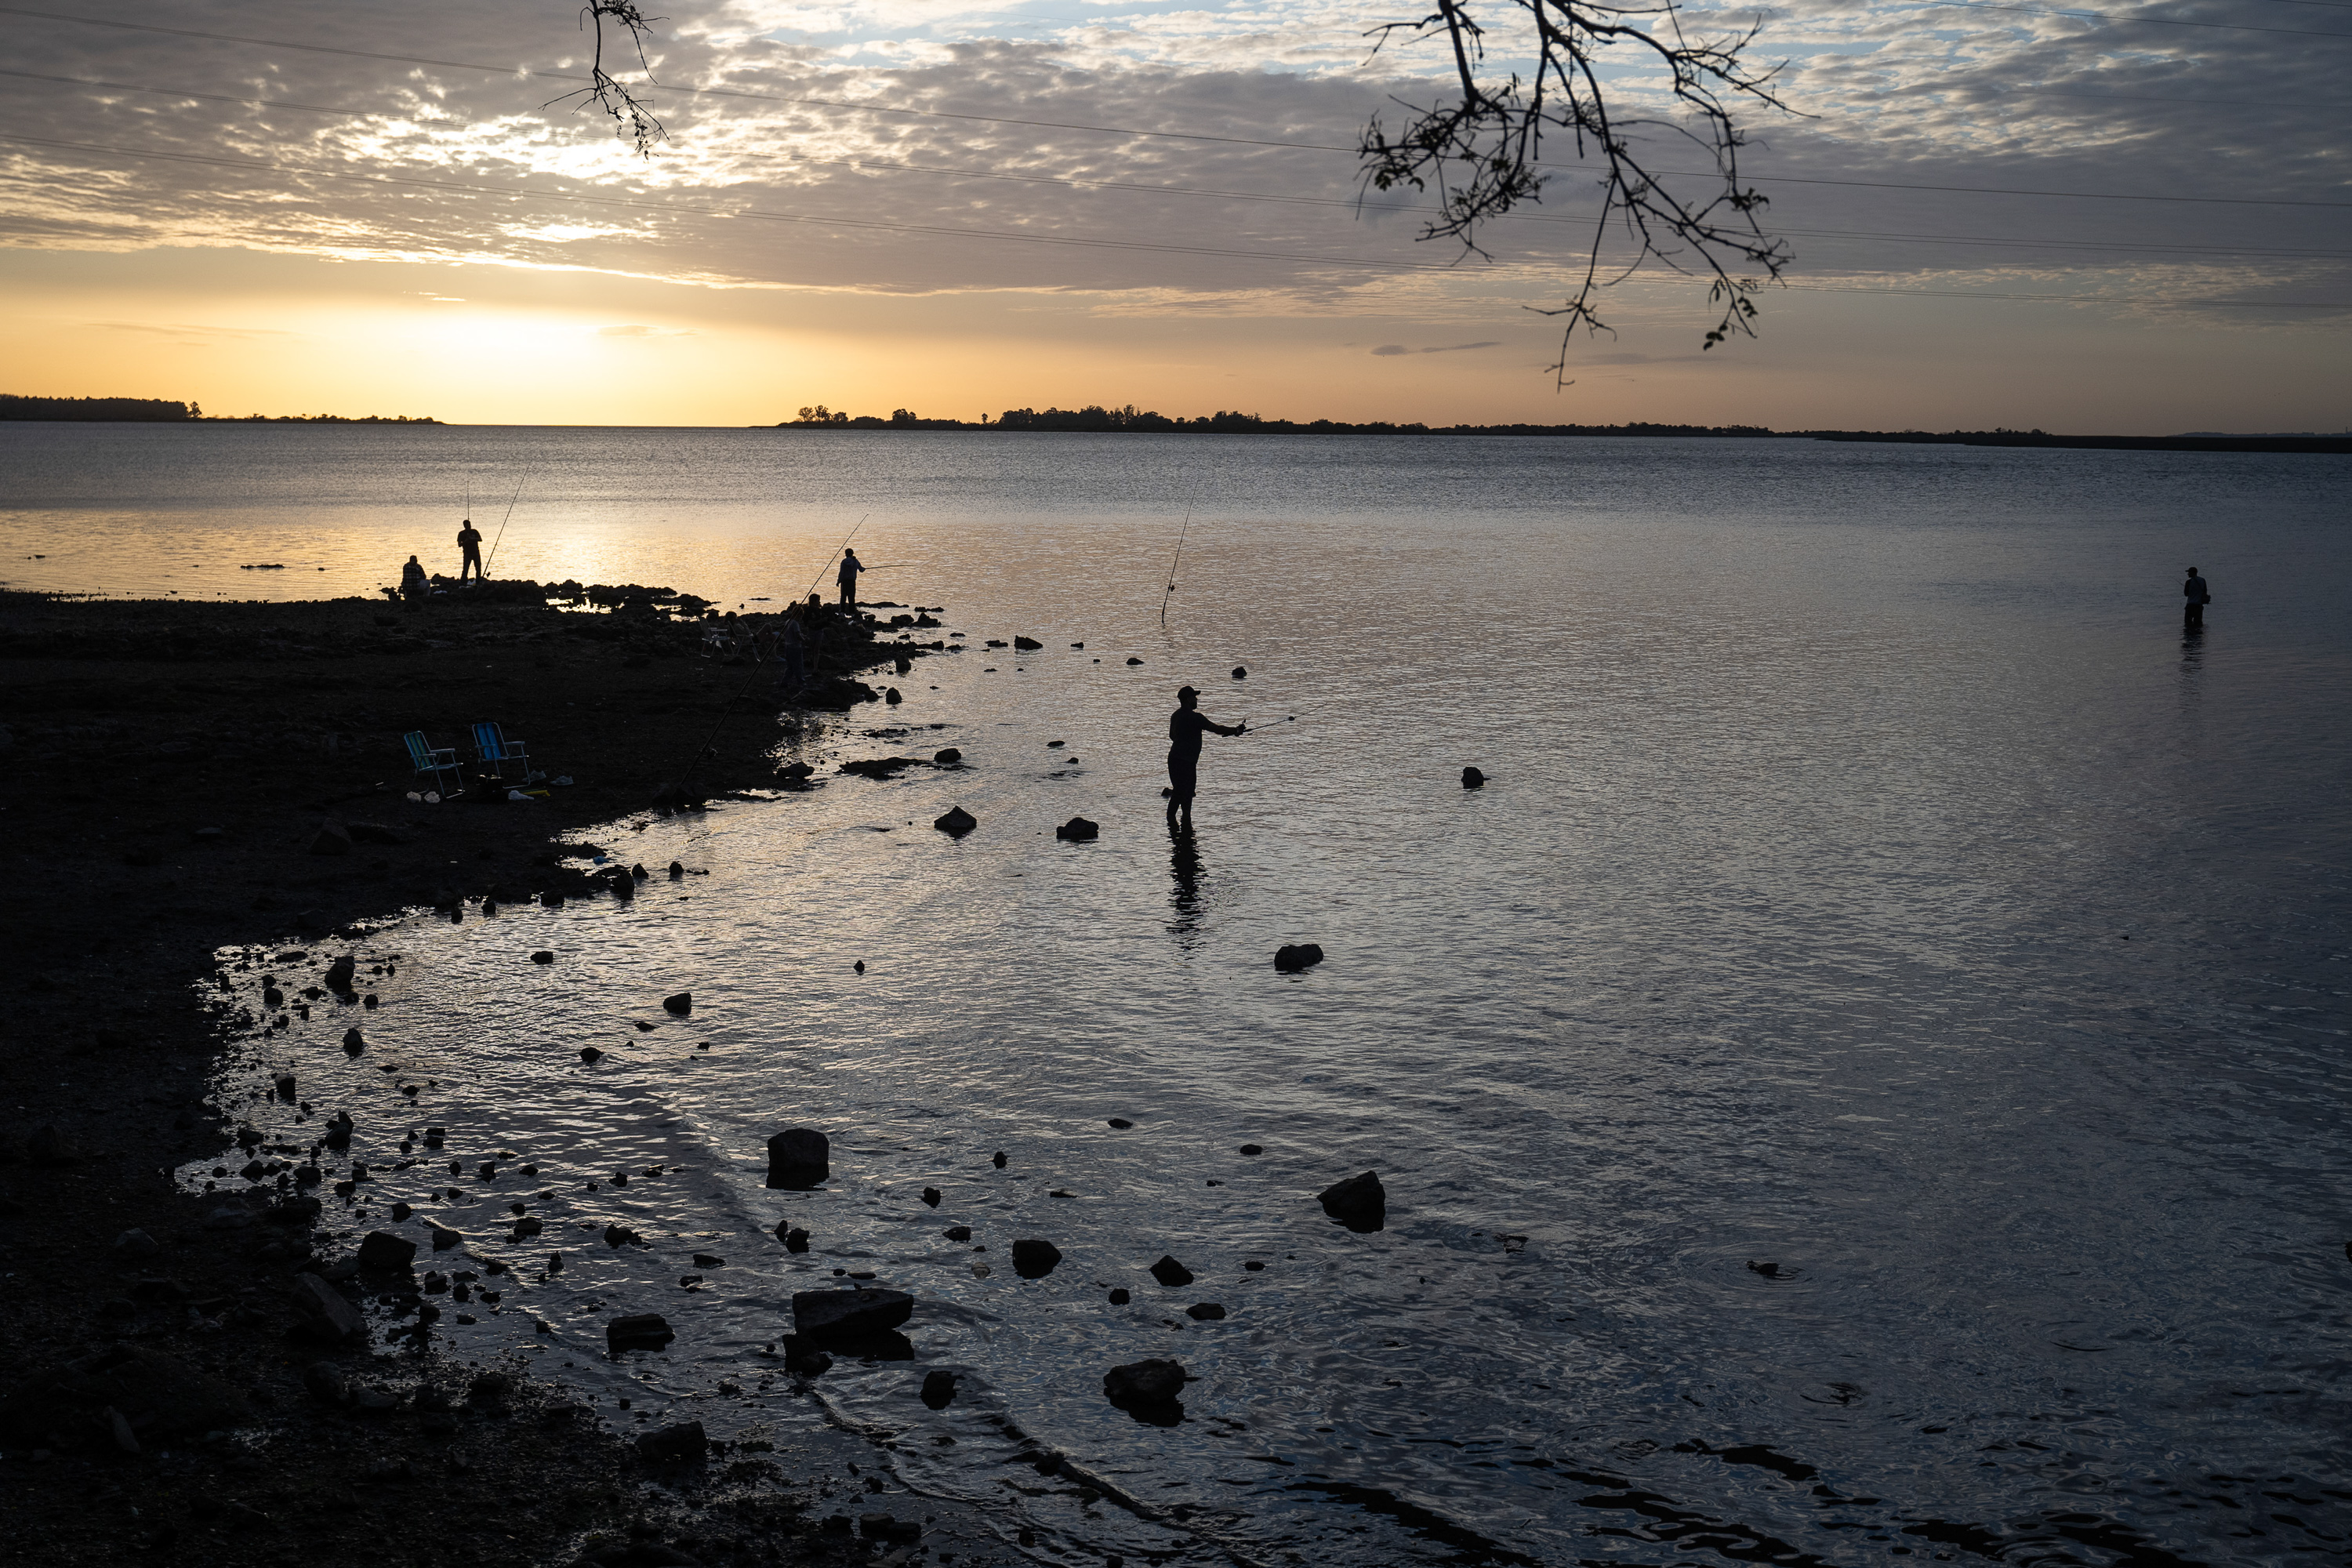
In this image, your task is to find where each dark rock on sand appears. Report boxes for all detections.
[608,1313,675,1352]
[920,1370,958,1410]
[793,1287,913,1341]
[1317,1171,1387,1232]
[1273,942,1324,972]
[662,991,692,1014]
[1056,816,1100,841]
[933,805,978,837]
[1461,765,1486,788]
[766,1127,829,1189]
[637,1420,708,1463]
[1149,1256,1193,1287]
[1011,1239,1062,1278]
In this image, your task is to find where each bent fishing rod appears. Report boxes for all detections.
[481,470,529,578]
[1160,505,1189,626]
[673,514,869,799]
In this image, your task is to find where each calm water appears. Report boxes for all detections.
[13,427,2352,1565]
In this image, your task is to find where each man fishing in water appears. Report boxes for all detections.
[1166,685,1245,827]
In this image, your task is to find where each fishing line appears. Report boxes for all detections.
[1160,503,1190,627]
[673,514,869,800]
[481,470,528,578]
[1238,714,1298,735]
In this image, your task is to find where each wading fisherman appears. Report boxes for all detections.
[457,518,484,582]
[2183,566,2211,630]
[1166,685,1245,826]
[837,547,865,608]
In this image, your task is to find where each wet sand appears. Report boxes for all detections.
[0,590,1022,1566]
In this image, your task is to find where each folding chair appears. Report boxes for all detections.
[470,721,533,781]
[403,731,463,797]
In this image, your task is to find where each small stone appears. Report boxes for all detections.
[921,1187,942,1207]
[1461,765,1486,788]
[767,1127,830,1189]
[1125,656,1142,666]
[1055,816,1100,841]
[1273,943,1324,972]
[1011,1239,1062,1279]
[1149,1255,1193,1287]
[920,1370,957,1410]
[1232,666,1247,679]
[1317,1170,1386,1233]
[1108,1288,1131,1305]
[303,1361,349,1406]
[389,1202,413,1222]
[427,1221,463,1250]
[1239,1143,1263,1156]
[942,1225,971,1242]
[992,1150,1007,1168]
[1107,1117,1133,1129]
[1185,1302,1227,1321]
[933,747,962,764]
[355,1231,417,1271]
[793,1287,913,1341]
[1102,1358,1186,1410]
[1747,1260,1786,1279]
[779,1225,811,1254]
[662,992,692,1014]
[668,861,684,878]
[341,1029,365,1055]
[692,1252,724,1268]
[579,1046,602,1063]
[531,950,555,964]
[637,1420,708,1463]
[607,1312,675,1352]
[933,805,978,837]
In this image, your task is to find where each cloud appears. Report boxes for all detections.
[1370,340,1500,355]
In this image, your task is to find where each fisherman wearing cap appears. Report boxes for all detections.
[1167,685,1245,826]
[457,518,484,582]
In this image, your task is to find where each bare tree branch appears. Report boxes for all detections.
[551,1,668,158]
[1359,0,1796,382]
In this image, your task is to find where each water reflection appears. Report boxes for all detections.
[1167,822,1205,942]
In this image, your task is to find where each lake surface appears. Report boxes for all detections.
[11,426,2352,1565]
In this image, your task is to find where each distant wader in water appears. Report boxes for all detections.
[1166,685,1245,827]
[2183,566,2210,630]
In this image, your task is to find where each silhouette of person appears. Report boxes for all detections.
[457,519,483,581]
[837,547,864,607]
[1165,685,1244,826]
[401,554,429,607]
[2183,566,2210,630]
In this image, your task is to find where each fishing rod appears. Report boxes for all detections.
[481,471,528,579]
[1160,505,1189,626]
[1239,714,1298,735]
[673,514,869,800]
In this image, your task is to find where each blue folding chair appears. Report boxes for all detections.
[403,731,463,797]
[470,721,532,781]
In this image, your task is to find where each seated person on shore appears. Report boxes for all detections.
[401,554,430,606]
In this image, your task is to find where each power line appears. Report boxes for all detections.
[8,4,2350,209]
[9,67,2347,261]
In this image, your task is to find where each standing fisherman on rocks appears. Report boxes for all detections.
[837,546,865,608]
[1166,685,1245,828]
[457,518,484,582]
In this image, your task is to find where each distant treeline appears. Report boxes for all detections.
[1806,430,2352,454]
[2,394,194,422]
[777,403,1777,437]
[1,395,442,424]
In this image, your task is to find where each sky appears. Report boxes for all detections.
[0,0,2345,430]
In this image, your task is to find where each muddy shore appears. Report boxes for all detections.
[0,590,1026,1567]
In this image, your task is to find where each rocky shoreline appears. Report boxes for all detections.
[0,590,1025,1567]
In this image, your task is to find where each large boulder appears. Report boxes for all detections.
[1317,1171,1386,1233]
[355,1231,417,1271]
[766,1127,829,1189]
[792,1287,913,1343]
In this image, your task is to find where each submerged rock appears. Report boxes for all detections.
[933,747,962,764]
[1185,1302,1227,1321]
[355,1231,416,1271]
[662,991,692,1014]
[1149,1256,1193,1287]
[1462,765,1486,788]
[638,1420,708,1463]
[921,1187,942,1207]
[779,1224,811,1254]
[607,1312,675,1352]
[793,1287,913,1341]
[1055,816,1100,841]
[1102,1358,1187,1420]
[1013,636,1043,650]
[1273,943,1324,972]
[920,1370,958,1410]
[1317,1171,1386,1232]
[933,805,978,837]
